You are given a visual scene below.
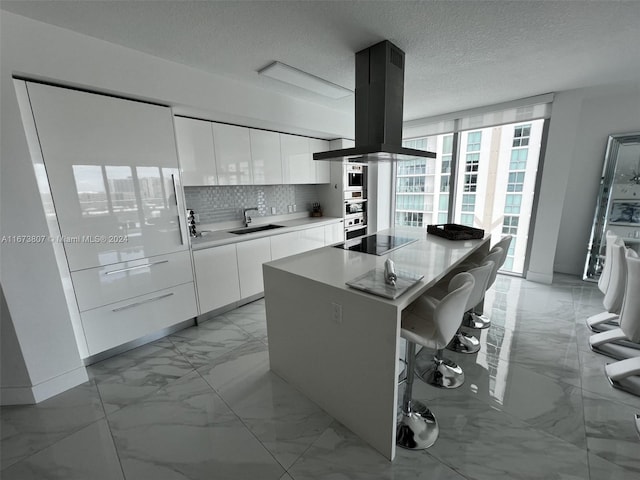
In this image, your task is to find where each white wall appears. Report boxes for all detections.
[0,11,351,404]
[0,286,32,396]
[527,82,640,281]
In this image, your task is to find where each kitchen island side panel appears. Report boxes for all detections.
[263,265,401,460]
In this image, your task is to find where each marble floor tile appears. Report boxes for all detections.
[107,370,284,480]
[169,317,252,368]
[86,338,177,377]
[87,339,195,415]
[0,381,105,469]
[223,301,269,342]
[472,324,583,389]
[4,274,638,480]
[587,451,640,480]
[288,421,469,480]
[582,390,640,474]
[198,340,333,470]
[413,351,587,448]
[0,419,124,480]
[576,323,598,352]
[578,348,640,409]
[424,394,590,480]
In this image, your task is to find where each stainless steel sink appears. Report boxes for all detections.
[229,224,284,235]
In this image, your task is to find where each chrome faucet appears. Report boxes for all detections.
[243,207,259,227]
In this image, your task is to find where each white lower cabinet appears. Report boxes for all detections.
[236,237,272,298]
[72,251,193,312]
[193,221,342,314]
[324,222,344,245]
[193,243,241,314]
[81,282,197,355]
[270,231,300,260]
[299,226,325,252]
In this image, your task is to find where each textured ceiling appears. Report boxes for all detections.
[3,0,640,121]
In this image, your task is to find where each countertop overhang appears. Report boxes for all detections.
[264,226,491,309]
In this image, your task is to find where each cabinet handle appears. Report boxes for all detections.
[104,260,169,276]
[112,292,174,312]
[171,174,187,246]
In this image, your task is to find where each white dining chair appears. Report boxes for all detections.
[591,248,640,362]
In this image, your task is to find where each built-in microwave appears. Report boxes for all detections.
[345,164,366,191]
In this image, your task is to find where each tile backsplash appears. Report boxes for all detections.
[184,184,321,225]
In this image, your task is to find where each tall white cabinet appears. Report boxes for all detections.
[24,82,197,357]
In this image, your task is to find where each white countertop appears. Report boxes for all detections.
[190,214,343,250]
[265,226,490,310]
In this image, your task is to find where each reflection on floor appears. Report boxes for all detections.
[2,274,639,479]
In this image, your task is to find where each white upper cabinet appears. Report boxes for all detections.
[281,134,314,184]
[174,117,218,186]
[172,118,329,186]
[310,138,330,184]
[26,83,188,271]
[212,123,253,185]
[250,129,283,185]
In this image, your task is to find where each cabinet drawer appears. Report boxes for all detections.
[72,250,194,311]
[81,282,197,355]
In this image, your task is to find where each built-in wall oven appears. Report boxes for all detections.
[345,163,366,191]
[345,215,367,240]
[344,164,367,240]
[345,199,366,217]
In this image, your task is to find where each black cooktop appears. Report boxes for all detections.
[334,234,418,256]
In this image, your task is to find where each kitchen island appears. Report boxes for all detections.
[263,227,490,460]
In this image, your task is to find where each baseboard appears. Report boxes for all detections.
[0,366,88,406]
[525,270,553,284]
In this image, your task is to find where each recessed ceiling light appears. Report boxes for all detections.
[258,61,352,99]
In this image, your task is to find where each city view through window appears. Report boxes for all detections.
[395,119,544,274]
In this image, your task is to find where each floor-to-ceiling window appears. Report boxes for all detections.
[450,121,543,274]
[395,97,550,276]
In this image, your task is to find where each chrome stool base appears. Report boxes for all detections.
[396,400,439,450]
[414,348,464,389]
[446,330,481,354]
[463,312,491,329]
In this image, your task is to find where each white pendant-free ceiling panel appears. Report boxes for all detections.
[2,1,640,120]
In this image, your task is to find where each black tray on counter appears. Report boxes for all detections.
[427,223,484,240]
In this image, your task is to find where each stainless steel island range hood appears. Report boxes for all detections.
[313,40,435,163]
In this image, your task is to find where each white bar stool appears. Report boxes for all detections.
[461,247,504,330]
[415,260,494,386]
[462,236,512,330]
[397,272,474,450]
